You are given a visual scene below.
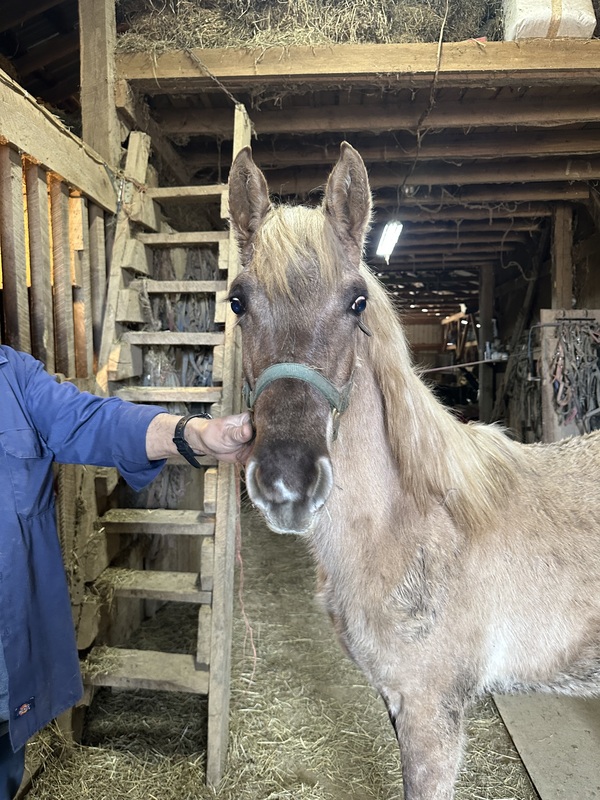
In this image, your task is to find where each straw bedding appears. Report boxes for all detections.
[27,507,538,800]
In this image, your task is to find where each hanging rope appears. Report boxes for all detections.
[550,319,600,432]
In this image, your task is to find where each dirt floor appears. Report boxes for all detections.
[27,508,540,800]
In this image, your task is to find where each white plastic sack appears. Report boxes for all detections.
[503,0,597,40]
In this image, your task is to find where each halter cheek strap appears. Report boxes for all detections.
[243,362,353,439]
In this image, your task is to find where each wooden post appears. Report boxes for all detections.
[0,145,31,351]
[79,0,121,169]
[70,194,94,378]
[24,161,55,370]
[50,177,76,377]
[478,263,494,423]
[551,203,573,309]
[88,203,107,363]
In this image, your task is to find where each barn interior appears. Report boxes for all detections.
[1,0,600,798]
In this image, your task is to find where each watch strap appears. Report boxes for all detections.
[172,412,212,468]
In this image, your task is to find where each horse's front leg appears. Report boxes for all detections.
[382,687,466,800]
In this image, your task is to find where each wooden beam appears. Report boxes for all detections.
[187,129,600,171]
[264,158,600,195]
[14,30,80,77]
[79,0,121,169]
[156,97,600,138]
[0,146,31,351]
[551,204,573,309]
[114,79,190,185]
[117,40,600,93]
[379,183,588,206]
[373,204,553,221]
[0,69,117,212]
[393,232,527,246]
[0,0,63,33]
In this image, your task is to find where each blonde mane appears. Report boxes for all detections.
[361,267,526,535]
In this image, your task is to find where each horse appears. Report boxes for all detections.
[227,142,600,800]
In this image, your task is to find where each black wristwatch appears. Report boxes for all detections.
[172,412,212,468]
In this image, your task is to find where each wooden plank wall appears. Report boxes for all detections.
[0,143,107,372]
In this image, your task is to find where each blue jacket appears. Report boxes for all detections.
[0,346,167,750]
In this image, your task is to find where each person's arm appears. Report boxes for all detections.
[146,412,254,464]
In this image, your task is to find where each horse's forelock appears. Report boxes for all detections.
[251,205,347,300]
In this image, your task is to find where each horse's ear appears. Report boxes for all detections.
[228,146,271,265]
[323,142,372,259]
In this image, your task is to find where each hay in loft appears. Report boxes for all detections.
[116,0,504,55]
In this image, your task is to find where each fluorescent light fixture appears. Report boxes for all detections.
[376,221,403,263]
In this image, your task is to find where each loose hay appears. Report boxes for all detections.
[116,0,504,56]
[28,509,538,799]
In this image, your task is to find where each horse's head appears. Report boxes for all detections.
[228,142,372,534]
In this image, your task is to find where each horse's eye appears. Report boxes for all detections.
[351,296,367,314]
[229,296,245,316]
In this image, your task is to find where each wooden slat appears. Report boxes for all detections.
[70,195,94,378]
[98,508,216,536]
[24,161,53,366]
[200,537,214,592]
[84,648,209,694]
[114,385,222,404]
[147,185,227,202]
[117,40,600,93]
[49,177,76,376]
[0,145,31,351]
[203,468,218,515]
[88,203,106,360]
[196,605,212,668]
[99,567,211,604]
[137,231,229,246]
[122,331,225,347]
[106,341,143,382]
[132,279,227,293]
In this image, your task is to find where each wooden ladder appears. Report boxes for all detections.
[82,105,251,786]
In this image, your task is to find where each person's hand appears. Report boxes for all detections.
[186,412,254,464]
[146,412,254,465]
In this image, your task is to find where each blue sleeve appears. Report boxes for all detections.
[16,350,168,492]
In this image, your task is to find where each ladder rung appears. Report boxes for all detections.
[97,508,216,536]
[146,185,227,201]
[137,231,229,247]
[114,386,222,404]
[121,332,224,347]
[83,647,208,694]
[99,568,211,604]
[132,279,227,294]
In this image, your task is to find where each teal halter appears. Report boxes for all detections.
[243,362,354,438]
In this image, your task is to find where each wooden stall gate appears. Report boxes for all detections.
[81,105,251,787]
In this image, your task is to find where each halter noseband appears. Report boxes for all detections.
[243,362,353,439]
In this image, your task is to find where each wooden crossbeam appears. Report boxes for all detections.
[186,129,600,171]
[155,97,600,138]
[263,157,600,196]
[117,40,600,93]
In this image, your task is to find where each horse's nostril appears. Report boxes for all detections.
[308,455,334,511]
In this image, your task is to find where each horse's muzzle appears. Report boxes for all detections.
[245,454,333,535]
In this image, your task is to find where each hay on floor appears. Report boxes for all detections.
[27,508,538,800]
